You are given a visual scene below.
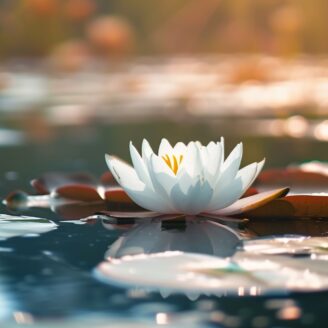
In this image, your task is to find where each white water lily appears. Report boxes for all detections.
[105,138,282,216]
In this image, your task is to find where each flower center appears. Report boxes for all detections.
[162,154,183,175]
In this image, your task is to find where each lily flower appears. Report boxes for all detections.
[105,138,287,218]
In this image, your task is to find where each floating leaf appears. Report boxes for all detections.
[242,236,328,256]
[0,214,57,240]
[31,172,98,194]
[95,250,328,298]
[56,184,102,201]
[5,167,328,220]
[100,171,118,187]
[104,188,134,204]
[243,194,328,219]
[255,166,328,193]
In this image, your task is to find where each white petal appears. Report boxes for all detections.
[173,170,193,194]
[236,162,259,188]
[206,141,222,179]
[207,142,242,193]
[105,155,174,213]
[244,159,265,191]
[149,154,176,189]
[199,145,209,167]
[221,142,243,179]
[125,187,176,213]
[173,142,187,155]
[219,137,225,165]
[169,154,214,215]
[211,142,243,187]
[254,159,265,183]
[206,161,258,211]
[206,182,243,212]
[206,142,218,173]
[158,138,173,156]
[141,139,154,162]
[147,154,178,211]
[181,142,202,178]
[198,144,221,189]
[105,155,144,191]
[129,142,153,189]
[206,159,265,212]
[195,141,202,150]
[170,178,213,215]
[208,188,288,216]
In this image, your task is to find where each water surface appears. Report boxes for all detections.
[0,121,327,327]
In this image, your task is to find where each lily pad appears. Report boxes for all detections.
[0,214,57,240]
[255,162,328,194]
[95,250,328,298]
[4,164,328,220]
[242,235,328,257]
[243,194,328,219]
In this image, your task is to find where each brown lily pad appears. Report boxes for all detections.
[243,194,328,219]
[56,184,102,201]
[255,167,328,193]
[31,172,98,194]
[104,188,133,203]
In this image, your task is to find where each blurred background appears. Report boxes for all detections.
[0,0,327,186]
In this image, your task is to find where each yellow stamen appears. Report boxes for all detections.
[172,155,178,174]
[162,154,183,175]
[162,154,171,167]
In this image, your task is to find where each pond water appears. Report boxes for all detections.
[0,121,327,327]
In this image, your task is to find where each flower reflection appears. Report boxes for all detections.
[95,230,328,300]
[104,218,241,259]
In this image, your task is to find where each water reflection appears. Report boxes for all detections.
[96,245,328,299]
[95,218,328,299]
[103,218,241,259]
